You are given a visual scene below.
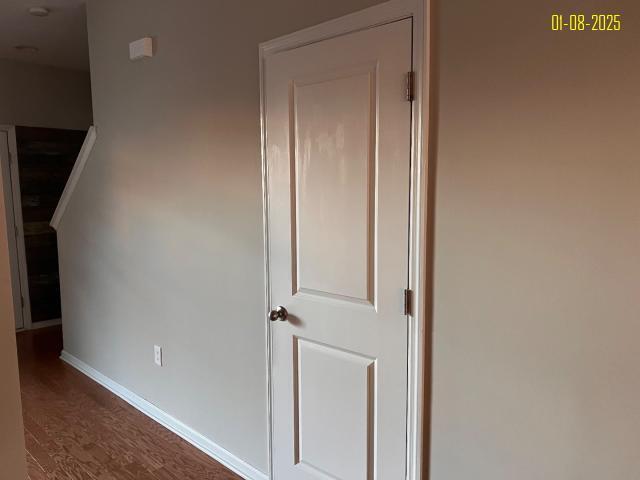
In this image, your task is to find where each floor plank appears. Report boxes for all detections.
[18,327,242,480]
[26,451,48,480]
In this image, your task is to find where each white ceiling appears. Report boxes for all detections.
[0,0,89,71]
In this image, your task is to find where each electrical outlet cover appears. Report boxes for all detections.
[154,345,162,366]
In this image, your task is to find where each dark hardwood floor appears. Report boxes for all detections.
[17,326,242,480]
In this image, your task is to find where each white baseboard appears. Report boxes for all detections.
[60,351,268,480]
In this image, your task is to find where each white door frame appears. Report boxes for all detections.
[259,1,431,478]
[0,125,32,331]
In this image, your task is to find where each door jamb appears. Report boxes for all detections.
[0,125,32,331]
[259,1,430,478]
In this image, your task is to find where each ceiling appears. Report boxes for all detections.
[0,0,89,71]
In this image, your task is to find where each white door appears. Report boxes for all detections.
[264,19,413,480]
[0,131,24,330]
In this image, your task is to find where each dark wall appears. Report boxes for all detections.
[16,127,86,323]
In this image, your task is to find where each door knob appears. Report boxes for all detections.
[269,306,288,322]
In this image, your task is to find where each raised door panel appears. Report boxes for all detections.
[294,337,375,480]
[292,67,376,305]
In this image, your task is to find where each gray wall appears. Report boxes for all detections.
[430,0,640,478]
[57,0,640,477]
[0,59,92,130]
[0,132,27,480]
[59,0,384,474]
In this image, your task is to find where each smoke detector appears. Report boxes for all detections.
[28,7,50,17]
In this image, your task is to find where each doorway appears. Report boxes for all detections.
[0,125,86,331]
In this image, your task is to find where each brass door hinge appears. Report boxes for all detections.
[405,71,415,102]
[403,288,413,316]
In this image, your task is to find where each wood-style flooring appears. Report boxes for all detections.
[17,326,242,480]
